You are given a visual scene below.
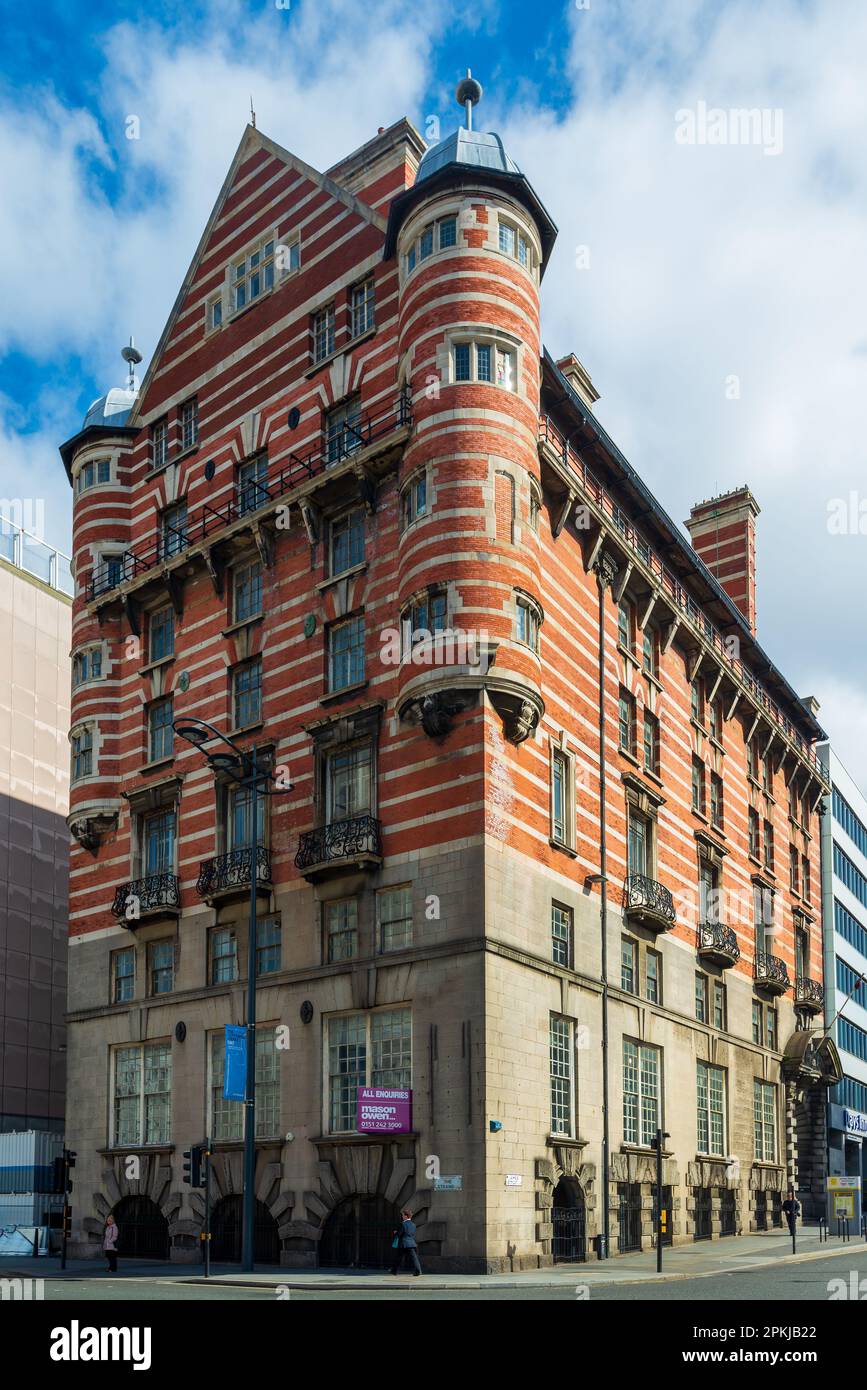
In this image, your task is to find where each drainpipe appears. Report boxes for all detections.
[593,551,618,1258]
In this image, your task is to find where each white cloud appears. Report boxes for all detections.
[0,0,865,782]
[497,0,867,781]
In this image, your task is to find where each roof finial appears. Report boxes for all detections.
[121,336,142,392]
[250,95,256,130]
[456,68,483,132]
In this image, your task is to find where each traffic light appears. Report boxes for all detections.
[64,1149,76,1194]
[62,1208,72,1237]
[182,1144,204,1187]
[52,1156,65,1193]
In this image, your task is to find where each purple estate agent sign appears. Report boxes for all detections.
[357,1087,412,1134]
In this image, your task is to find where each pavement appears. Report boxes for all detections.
[2,1225,864,1291]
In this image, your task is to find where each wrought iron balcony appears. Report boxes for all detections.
[795,976,824,1013]
[696,920,740,968]
[111,873,180,921]
[623,874,676,932]
[537,413,827,780]
[295,814,382,879]
[754,951,790,995]
[196,847,272,898]
[86,390,413,602]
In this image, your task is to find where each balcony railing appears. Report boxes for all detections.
[87,390,413,601]
[754,951,790,993]
[623,873,676,928]
[696,921,741,967]
[795,976,824,1011]
[295,814,382,873]
[538,414,824,776]
[196,847,272,897]
[111,873,180,919]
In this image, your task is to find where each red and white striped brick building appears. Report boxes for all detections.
[59,94,839,1269]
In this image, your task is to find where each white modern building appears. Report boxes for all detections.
[820,746,867,1212]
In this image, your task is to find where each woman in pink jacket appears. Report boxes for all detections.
[102,1213,119,1273]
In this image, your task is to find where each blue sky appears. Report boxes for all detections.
[1,0,866,779]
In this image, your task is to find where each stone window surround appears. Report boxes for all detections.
[125,774,183,880]
[212,754,273,857]
[623,771,666,880]
[108,1038,173,1150]
[512,585,544,652]
[305,702,383,825]
[549,734,576,853]
[71,443,120,494]
[441,324,523,396]
[399,581,452,660]
[69,716,104,785]
[71,637,111,691]
[322,1003,412,1137]
[398,464,431,533]
[206,222,301,332]
[86,541,130,588]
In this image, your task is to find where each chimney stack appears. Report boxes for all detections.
[556,353,600,412]
[685,487,760,633]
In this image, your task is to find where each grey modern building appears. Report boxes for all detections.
[0,517,71,1135]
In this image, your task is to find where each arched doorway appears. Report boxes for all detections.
[210,1196,280,1264]
[319,1195,401,1269]
[113,1196,170,1261]
[551,1179,587,1263]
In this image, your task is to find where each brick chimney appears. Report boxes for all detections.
[326,118,426,214]
[685,487,760,633]
[556,353,600,412]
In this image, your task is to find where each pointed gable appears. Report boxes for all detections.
[129,124,388,429]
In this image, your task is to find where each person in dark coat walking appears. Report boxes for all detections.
[103,1212,119,1273]
[782,1189,801,1237]
[389,1208,422,1276]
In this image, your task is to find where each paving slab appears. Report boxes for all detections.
[3,1228,862,1292]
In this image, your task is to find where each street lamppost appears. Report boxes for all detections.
[174,716,291,1272]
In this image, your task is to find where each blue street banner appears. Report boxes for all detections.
[224,1026,247,1102]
